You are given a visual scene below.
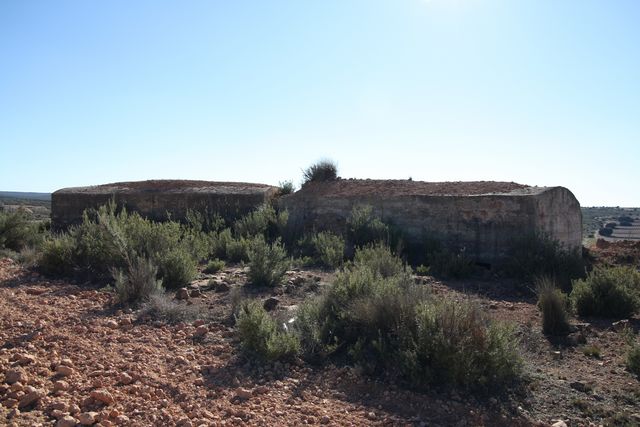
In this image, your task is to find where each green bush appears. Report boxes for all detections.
[310,231,344,269]
[226,237,252,263]
[38,203,196,287]
[247,238,289,287]
[415,264,431,276]
[277,180,295,196]
[627,344,640,376]
[204,258,225,274]
[0,210,43,252]
[139,292,205,324]
[236,300,300,361]
[505,233,584,289]
[536,276,570,336]
[234,204,288,241]
[292,245,521,390]
[112,255,162,306]
[425,244,475,279]
[346,205,390,249]
[571,267,640,318]
[302,159,338,185]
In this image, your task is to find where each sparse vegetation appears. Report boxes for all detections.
[627,344,640,376]
[505,233,584,289]
[138,292,205,324]
[203,258,225,274]
[571,266,640,318]
[0,210,44,252]
[301,159,338,185]
[247,237,289,287]
[277,180,295,196]
[233,203,289,242]
[536,276,571,336]
[236,300,300,361]
[425,242,475,279]
[112,255,162,306]
[310,231,345,269]
[347,204,390,249]
[582,344,601,358]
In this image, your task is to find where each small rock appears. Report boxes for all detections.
[612,319,629,332]
[570,381,591,393]
[57,416,79,427]
[53,380,70,392]
[235,387,253,400]
[189,289,203,298]
[551,421,567,427]
[320,415,330,424]
[263,297,280,311]
[253,385,269,395]
[5,368,26,384]
[17,354,36,365]
[18,389,42,408]
[7,408,20,419]
[50,409,65,419]
[193,319,206,327]
[366,412,376,420]
[551,351,562,360]
[105,320,118,329]
[51,401,69,411]
[115,415,130,424]
[214,282,229,293]
[117,372,133,385]
[56,365,74,377]
[90,389,115,405]
[194,325,208,338]
[78,411,99,425]
[177,288,190,300]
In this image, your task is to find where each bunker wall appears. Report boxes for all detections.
[52,190,276,230]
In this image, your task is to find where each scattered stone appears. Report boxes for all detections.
[551,351,562,360]
[16,354,36,365]
[235,387,253,400]
[90,389,115,405]
[53,380,70,392]
[193,319,206,327]
[263,297,280,311]
[194,325,208,338]
[551,421,567,427]
[5,368,26,384]
[570,381,591,393]
[320,415,331,424]
[56,415,79,427]
[115,414,130,424]
[51,401,69,411]
[78,411,99,425]
[189,289,203,298]
[612,319,629,332]
[56,365,74,377]
[117,372,133,385]
[214,282,229,293]
[18,388,42,408]
[366,411,377,420]
[177,288,190,300]
[7,408,20,419]
[106,320,118,329]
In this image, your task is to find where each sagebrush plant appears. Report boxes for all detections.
[234,203,289,242]
[139,293,205,324]
[570,266,640,318]
[425,243,475,279]
[112,255,163,306]
[0,210,44,252]
[247,237,289,287]
[236,300,300,361]
[627,344,640,376]
[277,180,295,196]
[39,202,196,288]
[505,233,585,289]
[292,245,521,390]
[203,258,225,274]
[536,276,571,336]
[301,159,338,185]
[310,231,345,269]
[347,205,390,249]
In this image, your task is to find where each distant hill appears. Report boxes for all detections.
[0,191,51,201]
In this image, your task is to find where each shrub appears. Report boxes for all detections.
[234,204,288,242]
[347,205,390,249]
[204,258,225,274]
[627,344,640,376]
[236,300,300,361]
[605,222,617,229]
[185,208,225,233]
[415,264,431,276]
[38,203,197,287]
[505,233,584,289]
[247,238,289,287]
[225,237,252,263]
[292,245,521,390]
[425,245,475,279]
[112,255,162,306]
[582,345,601,358]
[598,228,613,237]
[310,231,344,269]
[571,267,640,318]
[301,159,338,185]
[536,276,570,336]
[277,180,295,196]
[0,210,43,252]
[139,293,205,324]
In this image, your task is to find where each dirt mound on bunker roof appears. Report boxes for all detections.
[56,180,275,194]
[297,179,531,197]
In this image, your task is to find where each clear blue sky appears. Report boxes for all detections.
[1,0,638,206]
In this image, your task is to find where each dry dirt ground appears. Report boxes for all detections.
[1,256,639,427]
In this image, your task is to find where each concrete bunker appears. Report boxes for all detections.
[279,179,582,266]
[51,180,278,230]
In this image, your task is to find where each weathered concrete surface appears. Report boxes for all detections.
[280,180,582,266]
[52,180,278,229]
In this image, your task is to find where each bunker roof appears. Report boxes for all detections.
[297,179,547,197]
[54,180,275,195]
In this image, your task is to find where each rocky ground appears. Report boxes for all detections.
[0,256,639,427]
